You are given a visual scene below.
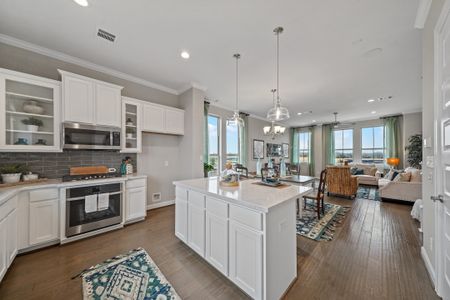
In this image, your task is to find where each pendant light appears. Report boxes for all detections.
[226,53,244,127]
[266,27,290,122]
[264,89,286,138]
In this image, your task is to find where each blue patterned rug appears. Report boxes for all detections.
[80,248,180,300]
[356,186,381,201]
[297,201,349,241]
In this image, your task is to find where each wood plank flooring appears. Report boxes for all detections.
[0,196,438,300]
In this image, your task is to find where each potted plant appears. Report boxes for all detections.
[203,162,214,178]
[21,117,44,132]
[405,134,423,169]
[126,127,134,139]
[0,164,27,184]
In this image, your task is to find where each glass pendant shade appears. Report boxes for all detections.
[227,110,244,127]
[266,102,290,122]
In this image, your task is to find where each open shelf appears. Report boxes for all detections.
[126,137,137,140]
[6,92,54,103]
[6,129,54,135]
[126,125,137,128]
[6,111,54,118]
[126,111,137,116]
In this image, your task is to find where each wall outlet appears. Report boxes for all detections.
[152,192,162,202]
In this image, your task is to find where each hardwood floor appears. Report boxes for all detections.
[0,196,438,300]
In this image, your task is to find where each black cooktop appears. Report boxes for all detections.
[62,173,122,182]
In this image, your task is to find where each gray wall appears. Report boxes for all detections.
[422,0,446,274]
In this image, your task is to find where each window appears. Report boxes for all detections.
[334,129,353,163]
[207,115,220,172]
[226,122,240,165]
[361,126,385,163]
[298,132,311,163]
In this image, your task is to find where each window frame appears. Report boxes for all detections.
[225,120,240,165]
[297,131,311,163]
[207,114,221,173]
[333,128,354,164]
[361,125,385,164]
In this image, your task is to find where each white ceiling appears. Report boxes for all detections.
[0,0,422,126]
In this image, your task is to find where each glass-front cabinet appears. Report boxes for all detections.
[121,96,142,153]
[0,68,61,152]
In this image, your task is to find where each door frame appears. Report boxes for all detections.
[433,0,450,296]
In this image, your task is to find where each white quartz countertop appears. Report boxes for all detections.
[173,177,312,212]
[0,173,148,205]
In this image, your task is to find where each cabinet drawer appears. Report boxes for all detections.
[176,187,187,200]
[29,188,58,202]
[206,197,228,218]
[0,195,17,221]
[188,190,205,208]
[126,178,146,189]
[230,205,262,231]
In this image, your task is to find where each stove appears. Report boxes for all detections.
[62,173,122,182]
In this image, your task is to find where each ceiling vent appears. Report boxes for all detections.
[97,28,116,42]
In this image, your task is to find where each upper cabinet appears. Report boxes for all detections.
[142,103,184,135]
[59,70,123,127]
[0,68,61,152]
[122,97,142,153]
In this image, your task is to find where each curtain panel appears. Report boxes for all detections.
[239,113,248,167]
[322,124,335,166]
[384,116,402,168]
[308,127,315,176]
[290,128,299,165]
[203,102,210,164]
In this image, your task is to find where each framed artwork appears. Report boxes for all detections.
[253,139,265,159]
[282,143,289,158]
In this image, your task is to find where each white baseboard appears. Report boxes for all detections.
[421,246,436,286]
[147,200,175,210]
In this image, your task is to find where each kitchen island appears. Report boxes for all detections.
[173,177,312,300]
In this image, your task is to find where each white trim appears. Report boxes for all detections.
[146,199,175,210]
[0,33,179,95]
[178,82,208,94]
[415,0,433,29]
[421,246,437,286]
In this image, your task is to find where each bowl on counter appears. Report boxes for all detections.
[23,173,39,181]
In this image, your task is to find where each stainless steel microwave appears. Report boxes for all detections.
[63,122,121,150]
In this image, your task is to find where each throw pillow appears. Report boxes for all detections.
[390,171,400,181]
[393,172,411,182]
[350,167,358,175]
[369,167,378,176]
[355,169,364,175]
[409,169,422,182]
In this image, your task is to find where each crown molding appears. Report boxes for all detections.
[178,81,208,94]
[0,33,179,95]
[414,0,432,29]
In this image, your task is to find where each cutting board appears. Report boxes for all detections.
[70,166,109,175]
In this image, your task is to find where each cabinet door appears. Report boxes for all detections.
[164,109,184,135]
[29,199,59,246]
[6,209,17,265]
[175,198,188,242]
[122,99,142,153]
[206,212,228,276]
[229,220,263,299]
[125,187,147,222]
[95,83,122,127]
[0,217,7,281]
[142,104,165,133]
[62,75,94,124]
[188,203,205,257]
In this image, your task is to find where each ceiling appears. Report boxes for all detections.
[0,0,422,127]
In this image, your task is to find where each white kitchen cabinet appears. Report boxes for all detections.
[122,97,142,153]
[229,220,263,300]
[206,212,228,276]
[29,198,59,246]
[0,194,18,282]
[164,108,184,135]
[0,217,6,282]
[187,191,205,256]
[125,187,147,223]
[6,209,17,265]
[0,68,61,152]
[175,198,188,242]
[142,103,165,132]
[59,70,123,127]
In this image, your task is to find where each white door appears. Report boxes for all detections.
[125,187,147,222]
[6,209,17,265]
[165,109,184,135]
[95,83,122,127]
[29,199,59,245]
[0,217,7,281]
[187,203,205,257]
[62,75,94,124]
[142,104,165,132]
[229,220,263,300]
[436,3,450,298]
[175,198,188,242]
[206,212,228,276]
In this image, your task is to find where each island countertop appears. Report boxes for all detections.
[173,177,312,213]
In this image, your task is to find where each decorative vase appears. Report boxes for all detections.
[280,158,286,177]
[256,158,261,176]
[27,125,39,132]
[126,118,134,126]
[126,133,133,139]
[23,101,44,114]
[14,138,28,145]
[268,157,273,168]
[23,173,38,181]
[1,173,21,184]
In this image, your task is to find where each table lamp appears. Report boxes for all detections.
[386,157,400,170]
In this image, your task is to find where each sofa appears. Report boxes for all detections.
[378,167,422,203]
[349,163,383,186]
[326,166,358,198]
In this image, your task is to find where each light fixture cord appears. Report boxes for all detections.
[236,55,239,112]
[276,30,280,103]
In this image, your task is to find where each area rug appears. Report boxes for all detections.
[297,201,349,241]
[356,186,381,201]
[79,248,180,300]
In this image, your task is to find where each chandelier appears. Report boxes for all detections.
[266,26,290,122]
[264,89,286,139]
[226,53,244,127]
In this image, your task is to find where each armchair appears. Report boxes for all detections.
[326,166,358,198]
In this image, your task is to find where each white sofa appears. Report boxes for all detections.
[349,163,383,186]
[378,167,422,203]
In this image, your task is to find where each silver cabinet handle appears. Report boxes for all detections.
[431,195,444,203]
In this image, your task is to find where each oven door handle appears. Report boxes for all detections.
[66,191,122,202]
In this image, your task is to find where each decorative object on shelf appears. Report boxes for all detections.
[261,167,281,186]
[226,53,245,128]
[120,159,127,175]
[0,164,27,184]
[23,100,44,114]
[23,172,39,181]
[264,90,286,138]
[21,117,43,132]
[203,162,214,178]
[220,161,240,186]
[126,117,134,126]
[282,143,289,158]
[126,127,134,139]
[14,138,28,145]
[125,156,134,175]
[268,156,273,168]
[34,139,47,145]
[405,134,423,169]
[253,139,264,159]
[386,157,400,170]
[266,27,290,122]
[256,158,262,176]
[280,157,286,177]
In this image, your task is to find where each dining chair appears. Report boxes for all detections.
[302,169,327,219]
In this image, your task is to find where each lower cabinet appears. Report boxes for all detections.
[205,212,228,276]
[187,202,205,256]
[29,199,59,246]
[0,195,18,282]
[0,217,7,281]
[125,187,147,223]
[175,198,188,242]
[6,209,17,264]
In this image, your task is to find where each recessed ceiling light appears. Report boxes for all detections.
[297,112,302,115]
[180,51,190,59]
[368,99,375,103]
[73,0,88,7]
[371,111,377,114]
[312,120,316,123]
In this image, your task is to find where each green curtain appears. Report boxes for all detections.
[323,124,335,165]
[203,102,210,164]
[384,116,402,168]
[308,127,315,176]
[239,113,248,166]
[290,128,299,165]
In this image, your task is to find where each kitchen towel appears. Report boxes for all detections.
[97,193,110,211]
[85,194,98,213]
